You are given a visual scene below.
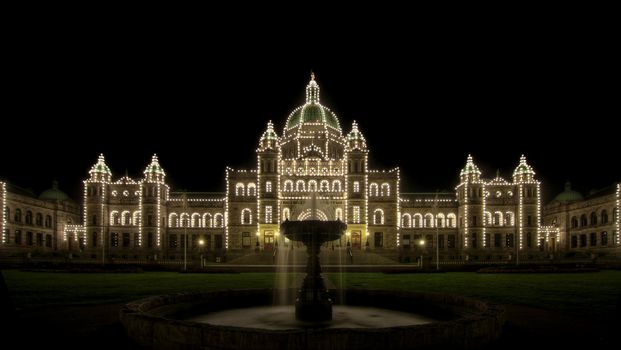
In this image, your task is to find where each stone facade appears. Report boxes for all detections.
[1,76,619,262]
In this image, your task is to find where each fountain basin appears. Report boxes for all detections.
[281,219,347,245]
[120,289,504,350]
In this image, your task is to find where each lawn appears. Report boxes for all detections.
[4,270,621,319]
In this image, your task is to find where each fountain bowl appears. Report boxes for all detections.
[280,219,347,245]
[120,289,505,350]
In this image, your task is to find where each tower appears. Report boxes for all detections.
[457,155,484,252]
[257,121,280,248]
[512,155,540,251]
[346,121,368,246]
[142,154,168,253]
[84,154,112,256]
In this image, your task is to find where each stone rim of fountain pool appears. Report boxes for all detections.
[120,289,505,349]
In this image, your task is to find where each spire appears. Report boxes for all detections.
[258,120,279,151]
[460,154,482,177]
[512,154,535,182]
[144,154,166,182]
[305,73,320,104]
[347,120,367,150]
[88,154,112,182]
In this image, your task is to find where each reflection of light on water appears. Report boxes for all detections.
[187,306,437,330]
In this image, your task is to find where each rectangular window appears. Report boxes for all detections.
[111,233,119,247]
[15,230,21,244]
[36,233,43,246]
[472,216,477,226]
[353,181,360,193]
[425,234,433,248]
[447,235,455,249]
[147,215,153,226]
[494,233,501,248]
[122,233,130,247]
[571,235,577,248]
[438,234,445,249]
[506,234,514,248]
[266,181,272,193]
[45,235,52,248]
[402,234,411,248]
[471,234,477,248]
[526,232,532,248]
[242,232,251,248]
[27,232,33,246]
[374,232,383,248]
[579,234,586,247]
[169,234,178,248]
[180,234,186,248]
[191,234,198,248]
[215,234,223,249]
[134,233,140,247]
[590,232,597,246]
[353,206,360,223]
[79,237,85,250]
[92,232,98,247]
[265,206,273,224]
[527,215,532,226]
[484,233,490,248]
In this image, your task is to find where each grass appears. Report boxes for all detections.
[328,271,621,319]
[4,270,621,319]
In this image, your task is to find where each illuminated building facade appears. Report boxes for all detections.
[0,76,619,262]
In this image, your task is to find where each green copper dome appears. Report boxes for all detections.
[39,181,70,201]
[285,75,341,131]
[552,182,583,203]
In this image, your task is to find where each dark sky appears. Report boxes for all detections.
[2,22,617,203]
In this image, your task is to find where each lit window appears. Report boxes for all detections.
[353,181,360,193]
[353,206,360,223]
[266,181,272,193]
[265,206,273,224]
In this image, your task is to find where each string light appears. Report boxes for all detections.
[1,181,6,244]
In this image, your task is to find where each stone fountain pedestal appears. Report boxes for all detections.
[281,219,347,322]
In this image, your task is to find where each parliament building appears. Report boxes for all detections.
[1,76,619,263]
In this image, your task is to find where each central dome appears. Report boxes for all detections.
[284,74,341,131]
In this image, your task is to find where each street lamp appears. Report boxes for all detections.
[419,239,425,268]
[198,239,205,268]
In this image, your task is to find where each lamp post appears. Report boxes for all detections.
[434,190,439,271]
[198,238,205,268]
[183,193,187,272]
[419,239,425,268]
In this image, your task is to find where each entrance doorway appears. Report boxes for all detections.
[264,231,274,250]
[351,231,361,249]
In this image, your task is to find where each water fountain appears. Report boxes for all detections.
[119,195,505,349]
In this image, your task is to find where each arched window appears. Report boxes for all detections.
[296,180,305,192]
[571,216,578,229]
[235,183,245,196]
[247,183,256,196]
[320,180,329,192]
[214,213,224,228]
[335,208,343,221]
[402,213,411,228]
[505,212,515,226]
[424,213,434,228]
[25,211,32,224]
[590,212,597,226]
[45,215,52,228]
[110,211,120,225]
[308,180,317,192]
[493,211,504,226]
[373,209,384,225]
[370,183,379,196]
[35,213,43,226]
[265,181,272,193]
[413,214,423,228]
[191,213,201,227]
[133,211,141,226]
[601,210,608,224]
[381,183,390,196]
[202,213,212,228]
[14,209,21,222]
[121,211,132,226]
[282,208,290,221]
[580,214,588,227]
[332,180,342,192]
[169,213,178,227]
[284,180,293,192]
[484,212,492,226]
[180,213,190,228]
[436,213,445,228]
[447,213,457,228]
[241,209,252,225]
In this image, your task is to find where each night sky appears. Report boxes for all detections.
[2,26,617,203]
